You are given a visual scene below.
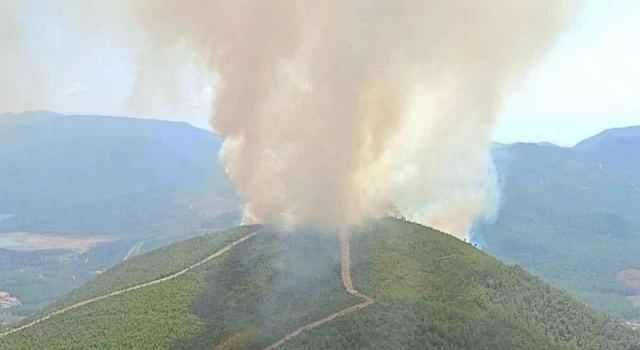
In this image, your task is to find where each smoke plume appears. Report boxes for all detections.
[0,2,42,112]
[3,1,581,239]
[120,0,581,238]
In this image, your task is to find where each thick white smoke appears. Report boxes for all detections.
[3,1,582,239]
[129,0,581,238]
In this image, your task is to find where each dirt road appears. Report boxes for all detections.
[0,231,259,339]
[263,230,375,350]
[1,228,374,347]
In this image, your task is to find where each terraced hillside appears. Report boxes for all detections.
[2,220,639,350]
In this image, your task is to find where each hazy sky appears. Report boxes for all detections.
[2,0,639,146]
[495,0,640,145]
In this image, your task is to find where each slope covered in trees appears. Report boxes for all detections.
[0,111,240,320]
[485,127,640,320]
[2,220,639,350]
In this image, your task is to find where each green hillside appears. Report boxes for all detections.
[2,220,639,350]
[0,111,239,321]
[485,133,640,320]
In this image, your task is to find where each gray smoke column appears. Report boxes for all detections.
[125,0,581,238]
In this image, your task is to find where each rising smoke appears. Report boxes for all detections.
[4,1,581,239]
[126,0,581,238]
[0,2,42,112]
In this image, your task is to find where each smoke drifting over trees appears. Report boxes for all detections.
[3,1,581,238]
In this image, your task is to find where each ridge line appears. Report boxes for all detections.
[0,230,260,339]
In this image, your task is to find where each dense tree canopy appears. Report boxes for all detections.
[2,220,639,350]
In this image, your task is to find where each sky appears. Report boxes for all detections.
[495,0,640,145]
[2,0,639,146]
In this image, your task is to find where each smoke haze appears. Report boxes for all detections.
[3,1,581,238]
[1,2,42,112]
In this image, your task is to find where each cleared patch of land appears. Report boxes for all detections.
[0,233,115,253]
[617,269,640,308]
[0,292,21,309]
[618,269,640,290]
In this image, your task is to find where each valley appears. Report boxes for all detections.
[0,112,240,321]
[485,127,640,321]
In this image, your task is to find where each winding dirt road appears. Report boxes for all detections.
[263,230,375,350]
[0,231,259,339]
[1,228,373,347]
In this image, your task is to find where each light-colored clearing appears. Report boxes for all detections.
[617,269,640,290]
[0,233,115,253]
[0,292,21,309]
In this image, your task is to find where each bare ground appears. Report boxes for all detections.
[0,233,115,253]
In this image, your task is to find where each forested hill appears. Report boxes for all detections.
[3,219,639,350]
[0,111,241,320]
[485,125,640,320]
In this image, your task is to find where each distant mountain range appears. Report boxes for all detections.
[0,110,238,233]
[485,124,640,320]
[0,111,240,319]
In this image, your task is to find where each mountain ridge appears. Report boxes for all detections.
[485,123,640,320]
[0,112,239,322]
[2,220,639,350]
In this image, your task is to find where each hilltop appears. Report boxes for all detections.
[2,219,638,350]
